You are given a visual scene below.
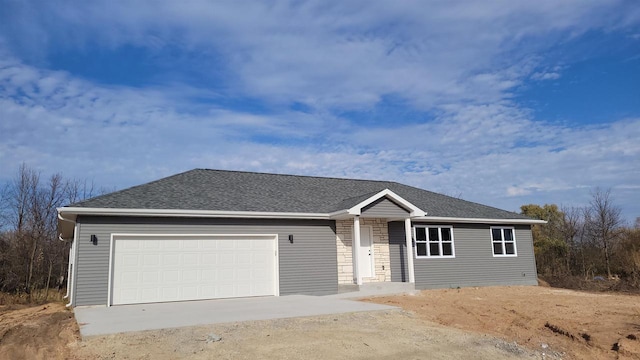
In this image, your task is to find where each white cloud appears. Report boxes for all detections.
[2,56,639,217]
[507,186,532,196]
[530,71,561,81]
[1,1,639,222]
[2,0,636,110]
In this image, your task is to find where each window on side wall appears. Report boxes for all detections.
[491,227,517,256]
[414,225,455,258]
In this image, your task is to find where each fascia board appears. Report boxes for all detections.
[57,207,330,220]
[412,216,547,225]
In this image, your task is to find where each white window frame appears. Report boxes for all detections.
[490,226,518,257]
[413,225,455,258]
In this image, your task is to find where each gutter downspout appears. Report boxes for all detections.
[66,224,78,308]
[57,213,76,307]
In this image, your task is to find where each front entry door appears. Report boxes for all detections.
[358,226,374,278]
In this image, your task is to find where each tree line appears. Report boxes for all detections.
[0,164,103,300]
[1,164,638,299]
[522,188,640,285]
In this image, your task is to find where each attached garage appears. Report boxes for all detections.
[109,234,279,306]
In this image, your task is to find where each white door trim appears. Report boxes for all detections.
[107,233,279,307]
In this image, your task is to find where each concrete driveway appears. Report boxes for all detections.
[74,295,397,337]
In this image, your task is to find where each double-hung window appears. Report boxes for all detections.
[491,227,517,256]
[414,225,455,258]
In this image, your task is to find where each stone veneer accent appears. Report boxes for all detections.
[336,218,391,284]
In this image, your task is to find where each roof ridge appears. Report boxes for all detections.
[195,168,396,184]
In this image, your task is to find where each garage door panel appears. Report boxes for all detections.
[122,255,139,266]
[236,241,251,250]
[182,270,198,282]
[122,240,141,250]
[201,269,217,281]
[143,240,160,249]
[164,240,180,250]
[163,254,180,265]
[182,285,198,298]
[161,287,178,299]
[162,270,180,282]
[202,254,216,265]
[120,271,139,284]
[142,271,158,283]
[219,253,234,265]
[143,254,160,266]
[182,253,198,264]
[183,240,198,249]
[202,241,217,249]
[112,236,276,305]
[252,240,271,250]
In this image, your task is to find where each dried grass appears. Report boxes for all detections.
[0,289,67,306]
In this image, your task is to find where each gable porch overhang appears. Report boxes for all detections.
[331,189,423,286]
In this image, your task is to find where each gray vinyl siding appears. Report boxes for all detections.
[388,222,537,288]
[73,216,337,306]
[361,198,409,218]
[388,221,409,282]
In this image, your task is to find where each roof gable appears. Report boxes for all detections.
[343,189,424,217]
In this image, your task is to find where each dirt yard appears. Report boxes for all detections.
[1,286,639,359]
[75,310,540,360]
[0,303,79,360]
[366,286,640,359]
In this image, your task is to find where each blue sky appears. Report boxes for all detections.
[1,0,639,222]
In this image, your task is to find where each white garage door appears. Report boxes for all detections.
[110,235,278,305]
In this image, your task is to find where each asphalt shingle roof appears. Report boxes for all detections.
[69,169,530,220]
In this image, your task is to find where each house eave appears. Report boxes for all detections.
[57,207,331,220]
[56,207,544,240]
[412,216,547,225]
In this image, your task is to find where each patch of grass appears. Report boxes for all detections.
[541,275,640,294]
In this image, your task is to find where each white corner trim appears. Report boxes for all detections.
[413,216,546,225]
[107,234,115,307]
[346,189,426,217]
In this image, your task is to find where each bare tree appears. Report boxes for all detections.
[584,188,623,278]
[560,206,583,275]
[0,164,76,300]
[65,178,98,205]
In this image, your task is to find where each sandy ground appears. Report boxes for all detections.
[1,286,639,359]
[365,286,640,359]
[74,310,541,360]
[0,303,79,360]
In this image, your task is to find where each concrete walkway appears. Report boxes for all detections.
[74,295,397,337]
[328,282,419,299]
